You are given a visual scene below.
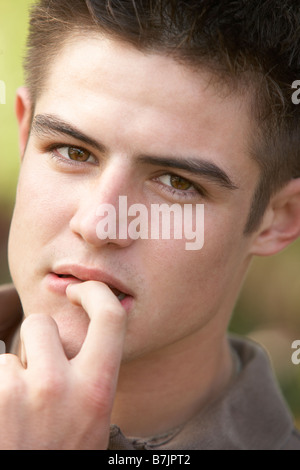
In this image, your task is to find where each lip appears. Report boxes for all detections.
[46,264,134,310]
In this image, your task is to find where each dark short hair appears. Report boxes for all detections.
[24,0,300,233]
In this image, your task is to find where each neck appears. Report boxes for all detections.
[111,322,235,438]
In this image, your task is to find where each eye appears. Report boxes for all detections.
[53,146,94,163]
[152,173,206,201]
[68,147,91,162]
[157,174,193,191]
[45,145,98,164]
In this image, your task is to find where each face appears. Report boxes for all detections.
[8,36,260,361]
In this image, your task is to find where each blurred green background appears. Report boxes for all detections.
[0,0,299,429]
[0,0,30,285]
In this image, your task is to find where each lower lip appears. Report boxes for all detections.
[46,273,82,294]
[46,273,134,312]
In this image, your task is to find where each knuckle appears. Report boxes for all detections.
[31,370,65,404]
[0,370,25,402]
[21,313,55,334]
[104,304,127,328]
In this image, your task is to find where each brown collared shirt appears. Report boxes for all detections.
[1,284,299,450]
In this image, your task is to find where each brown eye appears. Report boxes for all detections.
[170,175,192,190]
[68,147,91,162]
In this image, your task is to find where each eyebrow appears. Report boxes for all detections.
[32,114,106,153]
[138,156,239,190]
[32,113,239,191]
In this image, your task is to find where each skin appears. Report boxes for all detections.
[2,35,300,447]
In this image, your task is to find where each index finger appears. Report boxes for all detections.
[66,281,127,390]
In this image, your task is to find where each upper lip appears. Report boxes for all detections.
[52,264,133,297]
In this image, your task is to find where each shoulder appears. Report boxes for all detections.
[228,335,299,450]
[280,429,300,450]
[158,335,300,450]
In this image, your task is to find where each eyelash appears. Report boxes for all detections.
[45,144,97,167]
[153,176,206,200]
[44,144,206,199]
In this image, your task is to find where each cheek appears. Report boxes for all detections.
[141,210,247,312]
[140,239,206,309]
[8,161,76,282]
[12,161,75,243]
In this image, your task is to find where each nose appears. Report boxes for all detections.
[69,162,135,249]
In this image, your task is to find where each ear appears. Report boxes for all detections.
[15,87,33,160]
[250,178,300,256]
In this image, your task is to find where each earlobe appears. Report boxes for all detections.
[250,178,300,256]
[15,87,33,160]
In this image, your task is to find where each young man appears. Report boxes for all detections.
[0,0,299,450]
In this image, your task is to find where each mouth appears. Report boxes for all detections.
[56,274,127,301]
[47,265,134,311]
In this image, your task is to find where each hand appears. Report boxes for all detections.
[0,281,127,450]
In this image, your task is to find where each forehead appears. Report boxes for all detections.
[35,35,258,186]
